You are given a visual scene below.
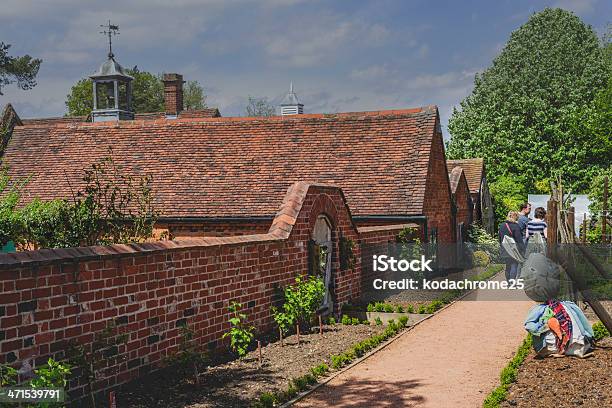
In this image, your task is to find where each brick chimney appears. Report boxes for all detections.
[162,73,184,116]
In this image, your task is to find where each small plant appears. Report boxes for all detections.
[395,305,404,313]
[272,306,295,341]
[274,275,325,335]
[351,317,360,325]
[311,363,329,378]
[166,323,208,384]
[407,304,415,313]
[374,302,384,312]
[341,314,351,325]
[367,303,374,312]
[223,301,255,358]
[472,250,491,267]
[362,319,371,325]
[383,303,395,313]
[328,316,336,325]
[255,392,277,408]
[0,363,18,387]
[417,304,428,314]
[426,300,444,314]
[375,317,382,325]
[398,315,409,327]
[593,321,610,340]
[29,358,72,389]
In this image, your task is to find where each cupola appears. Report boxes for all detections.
[90,22,134,122]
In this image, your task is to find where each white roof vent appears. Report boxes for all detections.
[280,82,304,115]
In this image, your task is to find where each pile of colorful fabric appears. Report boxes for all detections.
[524,300,594,357]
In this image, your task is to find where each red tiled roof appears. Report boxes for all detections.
[446,158,484,194]
[448,166,465,195]
[19,108,221,126]
[3,106,439,218]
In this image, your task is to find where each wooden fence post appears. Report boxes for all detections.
[603,176,608,243]
[567,206,575,240]
[546,200,558,257]
[582,213,587,244]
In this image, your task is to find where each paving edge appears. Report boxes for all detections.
[280,271,503,407]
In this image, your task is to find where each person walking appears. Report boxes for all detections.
[526,207,547,240]
[498,211,526,281]
[518,202,532,241]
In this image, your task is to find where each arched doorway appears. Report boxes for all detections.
[312,215,333,312]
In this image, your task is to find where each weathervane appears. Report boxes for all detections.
[100,20,119,59]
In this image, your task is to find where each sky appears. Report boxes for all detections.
[0,0,610,138]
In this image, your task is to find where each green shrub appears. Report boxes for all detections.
[383,303,395,313]
[311,363,329,378]
[367,303,374,312]
[406,304,414,313]
[331,354,348,369]
[255,392,277,408]
[395,305,404,313]
[328,316,336,325]
[282,275,326,327]
[398,315,409,327]
[426,300,444,314]
[375,317,382,325]
[351,317,360,325]
[483,336,532,407]
[341,314,351,325]
[362,319,371,325]
[373,302,383,312]
[593,322,610,340]
[472,250,491,267]
[417,304,428,314]
[292,376,309,391]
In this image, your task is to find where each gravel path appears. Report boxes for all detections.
[294,274,534,407]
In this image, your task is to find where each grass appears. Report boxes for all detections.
[482,335,532,408]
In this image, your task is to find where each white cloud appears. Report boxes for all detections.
[552,0,598,14]
[260,14,390,67]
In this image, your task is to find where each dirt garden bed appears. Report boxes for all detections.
[119,323,385,408]
[499,336,612,408]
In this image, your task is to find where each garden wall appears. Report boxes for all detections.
[358,224,419,293]
[0,182,362,401]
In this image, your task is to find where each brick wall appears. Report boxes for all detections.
[358,224,418,293]
[0,183,361,402]
[423,129,455,244]
[454,175,473,231]
[159,220,271,239]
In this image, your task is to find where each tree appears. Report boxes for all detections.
[0,153,157,250]
[184,80,207,110]
[245,96,275,117]
[0,42,41,95]
[447,8,609,194]
[489,175,527,225]
[65,68,207,116]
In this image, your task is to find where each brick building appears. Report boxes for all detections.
[448,166,473,243]
[1,98,455,246]
[0,58,480,399]
[447,158,495,233]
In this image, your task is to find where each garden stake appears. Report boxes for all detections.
[296,324,300,344]
[319,315,323,337]
[258,340,262,368]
